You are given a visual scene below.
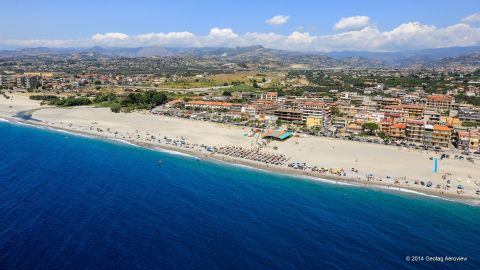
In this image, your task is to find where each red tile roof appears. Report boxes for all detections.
[433,125,451,132]
[186,101,233,106]
[391,123,407,129]
[426,95,453,101]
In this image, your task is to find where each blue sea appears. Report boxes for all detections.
[0,121,479,270]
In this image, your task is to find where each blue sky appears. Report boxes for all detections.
[1,0,479,51]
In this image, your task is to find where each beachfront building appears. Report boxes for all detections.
[185,101,233,110]
[346,122,363,135]
[456,131,471,150]
[305,116,323,128]
[0,75,15,88]
[274,109,303,122]
[423,124,434,147]
[241,105,257,116]
[455,130,479,151]
[406,120,452,148]
[300,101,331,128]
[386,123,406,139]
[332,117,347,129]
[15,75,41,89]
[406,120,425,144]
[431,125,452,148]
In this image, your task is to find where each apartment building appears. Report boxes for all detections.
[431,125,452,148]
[0,75,15,88]
[274,109,303,122]
[241,105,257,116]
[455,130,479,151]
[386,123,406,139]
[260,92,278,101]
[458,107,480,123]
[406,120,425,144]
[378,97,401,108]
[15,75,41,89]
[299,101,331,127]
[423,124,434,147]
[305,116,323,128]
[402,104,425,120]
[422,95,457,114]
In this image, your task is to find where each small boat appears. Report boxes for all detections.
[156,160,163,165]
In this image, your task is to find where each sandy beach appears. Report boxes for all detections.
[1,93,480,203]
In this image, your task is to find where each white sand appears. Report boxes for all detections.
[0,93,42,117]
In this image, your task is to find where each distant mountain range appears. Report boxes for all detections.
[1,45,479,69]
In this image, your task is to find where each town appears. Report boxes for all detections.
[1,59,479,153]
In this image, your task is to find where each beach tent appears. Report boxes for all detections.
[262,130,294,141]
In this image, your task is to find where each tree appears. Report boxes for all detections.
[362,122,379,136]
[331,106,342,117]
[222,90,232,96]
[110,103,121,113]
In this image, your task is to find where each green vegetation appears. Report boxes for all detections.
[30,90,168,112]
[362,122,379,136]
[30,95,91,106]
[0,90,9,99]
[228,83,257,92]
[462,121,480,127]
[156,80,222,89]
[95,90,168,113]
[30,95,59,102]
[455,94,480,106]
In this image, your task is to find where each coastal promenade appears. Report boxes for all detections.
[1,93,480,203]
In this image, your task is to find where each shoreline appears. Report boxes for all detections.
[2,115,479,206]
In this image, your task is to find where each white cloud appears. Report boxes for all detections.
[134,32,197,46]
[266,15,289,26]
[334,16,370,31]
[207,27,238,39]
[462,13,480,23]
[2,20,480,52]
[92,32,129,41]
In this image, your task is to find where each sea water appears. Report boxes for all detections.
[0,121,479,269]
